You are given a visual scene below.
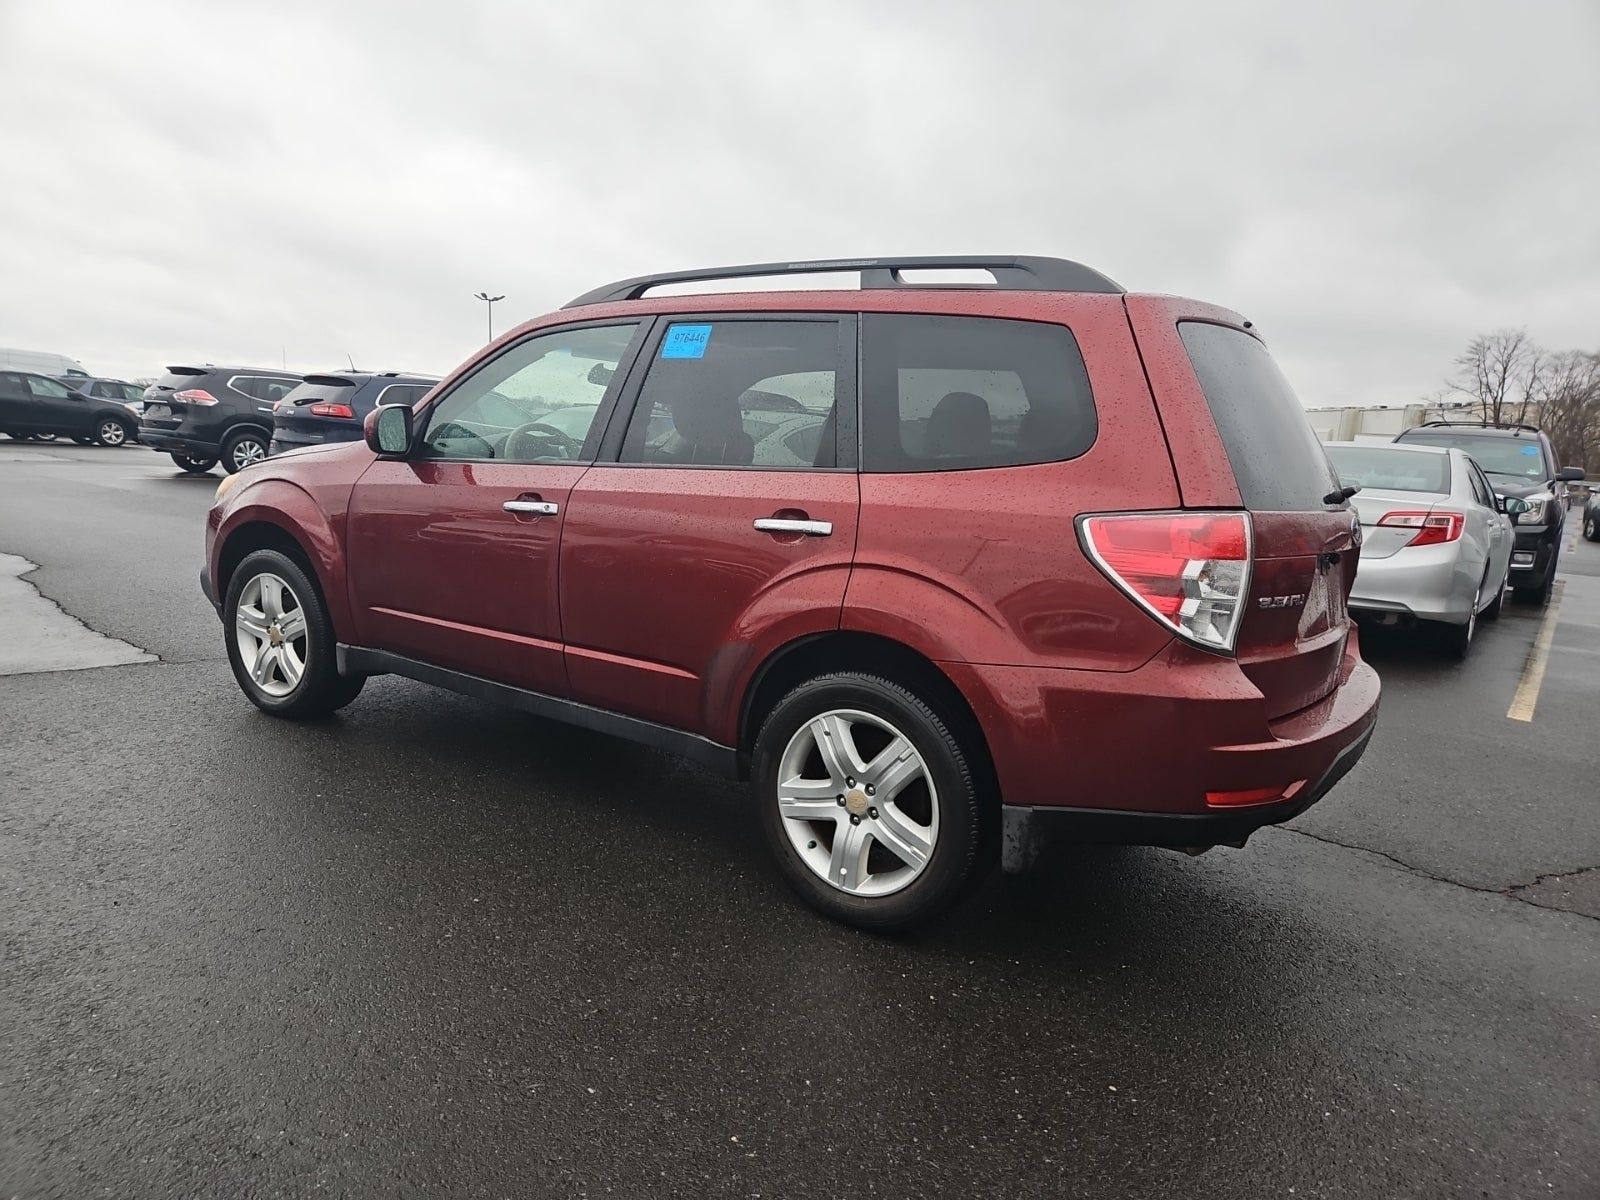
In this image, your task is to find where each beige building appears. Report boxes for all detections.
[1306,399,1544,444]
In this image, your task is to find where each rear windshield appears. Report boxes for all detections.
[1326,445,1449,494]
[281,381,356,407]
[1396,431,1550,481]
[1179,322,1338,511]
[151,368,208,390]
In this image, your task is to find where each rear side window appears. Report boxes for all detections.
[1325,445,1449,494]
[230,375,298,403]
[619,320,841,468]
[859,314,1096,472]
[1178,322,1337,510]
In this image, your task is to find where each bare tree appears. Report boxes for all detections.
[1447,329,1545,425]
[1537,350,1600,471]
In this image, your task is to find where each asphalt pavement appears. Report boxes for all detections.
[2,441,1597,1199]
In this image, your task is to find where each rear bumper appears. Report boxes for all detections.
[140,428,221,457]
[1005,720,1374,849]
[1349,542,1480,624]
[946,630,1380,835]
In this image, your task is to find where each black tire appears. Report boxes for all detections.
[1514,567,1555,607]
[752,672,988,931]
[94,417,132,447]
[34,432,57,441]
[1481,576,1504,621]
[71,435,95,445]
[1585,513,1599,542]
[171,452,217,474]
[221,427,269,474]
[224,549,365,719]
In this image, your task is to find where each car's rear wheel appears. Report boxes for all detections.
[34,432,57,441]
[225,549,364,719]
[1481,574,1504,621]
[95,418,130,447]
[222,428,269,474]
[752,673,986,931]
[1585,514,1599,542]
[170,452,217,474]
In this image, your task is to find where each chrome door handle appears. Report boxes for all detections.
[503,500,559,516]
[754,518,832,537]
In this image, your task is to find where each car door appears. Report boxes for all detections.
[1467,457,1513,587]
[0,372,31,430]
[560,314,859,736]
[344,321,646,694]
[23,374,89,434]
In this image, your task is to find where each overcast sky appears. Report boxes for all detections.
[1,0,1596,407]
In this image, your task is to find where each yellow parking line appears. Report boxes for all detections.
[1507,580,1564,722]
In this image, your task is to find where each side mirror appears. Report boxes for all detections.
[1557,466,1585,482]
[364,404,413,457]
[1503,496,1530,522]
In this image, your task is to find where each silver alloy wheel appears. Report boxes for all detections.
[776,708,938,897]
[99,420,126,446]
[232,437,266,469]
[234,572,309,698]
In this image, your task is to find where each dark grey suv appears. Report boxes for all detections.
[1393,422,1585,604]
[138,365,303,474]
[268,371,437,457]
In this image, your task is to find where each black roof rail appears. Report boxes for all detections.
[1416,419,1542,434]
[563,255,1125,308]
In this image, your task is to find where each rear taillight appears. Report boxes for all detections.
[308,402,356,418]
[173,388,218,406]
[1377,510,1463,547]
[1079,511,1253,655]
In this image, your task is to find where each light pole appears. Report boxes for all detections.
[474,291,505,342]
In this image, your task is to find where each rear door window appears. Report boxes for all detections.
[1178,322,1338,510]
[858,314,1095,472]
[618,320,842,468]
[375,383,431,407]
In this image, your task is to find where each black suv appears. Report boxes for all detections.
[268,371,437,457]
[1393,421,1584,604]
[0,370,140,446]
[138,365,303,474]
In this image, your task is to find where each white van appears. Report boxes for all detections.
[0,348,90,378]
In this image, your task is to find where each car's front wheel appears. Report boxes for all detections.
[95,418,131,447]
[224,549,365,719]
[1585,513,1599,542]
[753,673,987,931]
[222,428,269,474]
[171,453,217,474]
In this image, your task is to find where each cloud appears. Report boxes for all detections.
[1,0,1595,406]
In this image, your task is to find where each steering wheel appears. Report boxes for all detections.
[429,421,497,457]
[505,421,581,461]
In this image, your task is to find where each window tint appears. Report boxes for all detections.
[421,323,639,463]
[374,383,431,408]
[1178,322,1337,511]
[1325,446,1449,494]
[281,381,356,407]
[620,320,839,468]
[120,384,146,402]
[859,314,1095,472]
[25,375,70,398]
[1395,431,1551,481]
[1465,461,1492,508]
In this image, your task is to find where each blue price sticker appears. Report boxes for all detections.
[1521,444,1540,456]
[661,324,713,360]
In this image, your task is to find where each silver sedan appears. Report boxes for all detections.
[1325,442,1522,656]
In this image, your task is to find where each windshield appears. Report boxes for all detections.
[1400,432,1548,479]
[1326,446,1449,494]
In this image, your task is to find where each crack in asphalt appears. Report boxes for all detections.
[1280,826,1600,921]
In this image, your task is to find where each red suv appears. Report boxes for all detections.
[203,256,1380,929]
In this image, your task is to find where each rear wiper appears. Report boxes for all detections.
[1323,485,1360,504]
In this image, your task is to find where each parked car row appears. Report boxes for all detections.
[1325,421,1585,659]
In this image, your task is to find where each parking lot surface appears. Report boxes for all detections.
[3,442,1597,1199]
